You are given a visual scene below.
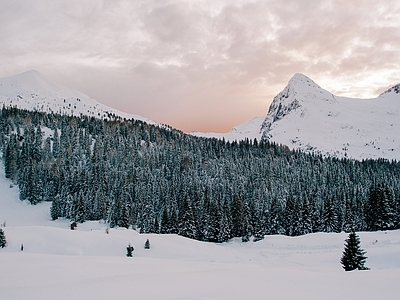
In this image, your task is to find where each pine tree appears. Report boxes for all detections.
[126,243,134,257]
[340,231,369,271]
[32,125,43,162]
[178,197,197,239]
[144,239,150,249]
[4,134,19,181]
[0,228,7,248]
[50,195,60,220]
[322,198,340,233]
[231,196,246,237]
[52,128,60,157]
[366,184,395,231]
[119,199,131,229]
[160,208,169,234]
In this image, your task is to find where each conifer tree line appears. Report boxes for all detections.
[1,106,400,242]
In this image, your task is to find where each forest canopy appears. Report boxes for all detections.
[1,106,400,242]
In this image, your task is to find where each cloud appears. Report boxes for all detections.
[1,0,399,132]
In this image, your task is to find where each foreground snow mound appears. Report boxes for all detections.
[0,70,154,123]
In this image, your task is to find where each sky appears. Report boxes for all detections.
[1,0,400,133]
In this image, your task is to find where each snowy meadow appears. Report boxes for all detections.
[1,165,400,300]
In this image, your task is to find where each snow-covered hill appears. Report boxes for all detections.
[1,162,400,299]
[195,74,400,160]
[0,70,154,124]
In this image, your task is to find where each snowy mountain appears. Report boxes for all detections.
[196,74,400,160]
[0,70,154,124]
[2,70,399,160]
[261,73,400,160]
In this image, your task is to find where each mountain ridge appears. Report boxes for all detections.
[263,74,400,160]
[197,73,400,160]
[1,70,399,160]
[0,70,155,124]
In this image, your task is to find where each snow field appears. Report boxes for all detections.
[1,159,400,299]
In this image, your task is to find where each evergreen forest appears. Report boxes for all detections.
[1,107,400,243]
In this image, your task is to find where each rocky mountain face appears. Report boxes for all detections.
[260,73,322,138]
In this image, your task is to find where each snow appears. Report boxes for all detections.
[0,70,155,124]
[191,116,265,142]
[261,73,400,160]
[1,164,400,299]
[1,70,400,297]
[195,74,400,160]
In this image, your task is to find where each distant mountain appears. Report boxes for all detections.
[0,70,154,124]
[2,70,399,160]
[196,74,400,160]
[261,73,400,160]
[191,116,265,141]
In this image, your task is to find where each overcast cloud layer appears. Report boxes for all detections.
[1,0,400,132]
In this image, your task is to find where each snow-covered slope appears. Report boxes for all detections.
[191,116,265,141]
[1,161,400,299]
[197,74,400,160]
[261,73,400,160]
[0,70,154,123]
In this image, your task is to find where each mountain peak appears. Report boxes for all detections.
[379,83,400,97]
[287,73,323,92]
[289,73,312,82]
[260,74,324,134]
[7,69,46,81]
[259,74,400,160]
[6,70,58,90]
[20,69,41,76]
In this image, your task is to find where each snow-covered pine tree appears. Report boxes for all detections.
[50,195,60,220]
[322,198,340,233]
[4,134,18,181]
[160,208,169,234]
[52,127,60,158]
[231,196,246,238]
[340,231,369,271]
[178,197,197,239]
[365,184,396,231]
[0,228,7,248]
[144,239,150,249]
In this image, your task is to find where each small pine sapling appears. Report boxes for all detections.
[144,239,150,249]
[126,243,134,257]
[70,221,77,230]
[0,228,7,248]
